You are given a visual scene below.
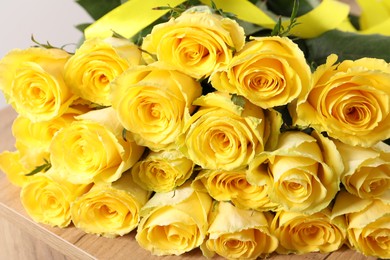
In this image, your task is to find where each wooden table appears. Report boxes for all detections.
[0,105,377,259]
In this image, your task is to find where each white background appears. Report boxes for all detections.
[0,0,93,110]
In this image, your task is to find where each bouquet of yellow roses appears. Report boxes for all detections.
[0,0,389,259]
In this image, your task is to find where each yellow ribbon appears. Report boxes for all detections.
[84,0,390,40]
[84,0,186,39]
[199,0,275,29]
[286,0,350,38]
[356,0,390,35]
[200,0,350,38]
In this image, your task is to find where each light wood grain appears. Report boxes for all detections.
[0,218,68,260]
[0,105,378,260]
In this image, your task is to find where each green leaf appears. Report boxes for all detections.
[30,35,75,53]
[210,0,237,19]
[304,30,390,67]
[75,23,91,33]
[348,14,360,30]
[270,0,301,37]
[76,0,122,20]
[122,128,128,142]
[131,20,160,45]
[31,35,57,49]
[231,94,246,108]
[25,159,51,176]
[271,17,282,36]
[266,0,319,17]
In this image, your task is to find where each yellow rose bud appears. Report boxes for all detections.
[64,37,142,106]
[293,54,390,147]
[211,36,311,109]
[50,108,144,184]
[0,47,77,122]
[335,140,390,202]
[179,91,268,170]
[20,173,92,228]
[111,64,202,151]
[136,183,212,256]
[192,168,279,211]
[270,209,347,254]
[70,172,151,238]
[0,151,29,187]
[332,191,390,259]
[248,130,343,214]
[141,10,245,79]
[201,201,278,259]
[131,149,194,193]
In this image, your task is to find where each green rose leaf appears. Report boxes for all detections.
[76,0,122,20]
[266,0,319,17]
[75,23,91,33]
[304,30,390,66]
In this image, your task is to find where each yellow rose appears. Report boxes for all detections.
[270,209,347,254]
[131,149,194,193]
[0,151,29,187]
[70,172,151,238]
[64,37,142,106]
[0,106,86,187]
[20,173,92,228]
[247,130,343,214]
[12,106,83,172]
[335,140,390,202]
[201,201,278,260]
[192,168,279,211]
[332,191,390,259]
[50,107,144,184]
[141,9,245,79]
[179,91,268,171]
[293,54,390,147]
[111,64,202,151]
[211,36,311,109]
[136,183,212,256]
[0,47,77,122]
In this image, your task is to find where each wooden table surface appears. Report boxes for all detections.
[0,105,377,259]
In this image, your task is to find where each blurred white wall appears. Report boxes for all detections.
[0,0,93,110]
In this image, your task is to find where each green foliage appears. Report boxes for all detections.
[266,0,318,17]
[76,0,122,20]
[152,0,201,18]
[131,0,237,45]
[74,0,390,65]
[304,30,390,67]
[271,0,300,37]
[231,94,246,109]
[31,35,58,49]
[30,35,76,53]
[122,128,128,142]
[75,23,91,33]
[210,0,237,19]
[25,159,51,176]
[152,0,236,19]
[152,4,190,18]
